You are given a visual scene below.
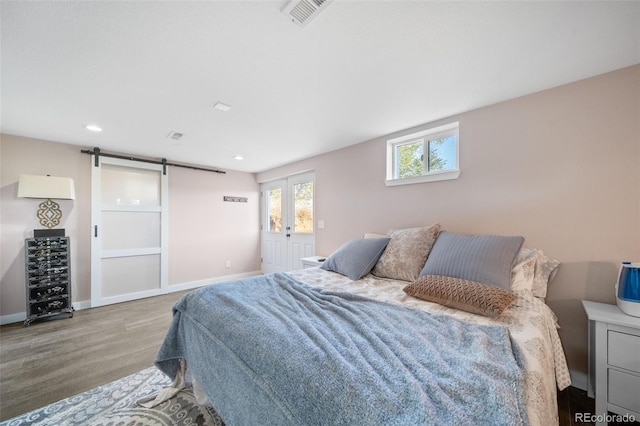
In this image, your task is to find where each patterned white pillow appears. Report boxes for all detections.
[511,256,536,294]
[514,248,560,298]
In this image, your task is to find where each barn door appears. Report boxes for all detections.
[91,157,168,307]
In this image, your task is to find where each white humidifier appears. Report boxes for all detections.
[616,262,640,317]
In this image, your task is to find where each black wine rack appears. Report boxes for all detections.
[24,236,74,326]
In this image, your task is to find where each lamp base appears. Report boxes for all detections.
[37,198,62,228]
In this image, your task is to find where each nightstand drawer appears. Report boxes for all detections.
[608,369,640,412]
[608,331,640,373]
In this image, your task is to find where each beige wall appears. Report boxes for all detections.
[0,134,260,319]
[168,166,260,286]
[257,65,640,375]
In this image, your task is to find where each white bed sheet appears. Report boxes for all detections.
[286,267,571,426]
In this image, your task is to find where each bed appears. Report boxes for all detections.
[154,226,571,425]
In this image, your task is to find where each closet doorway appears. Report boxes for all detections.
[261,172,315,273]
[90,157,168,307]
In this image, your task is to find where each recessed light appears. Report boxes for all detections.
[233,155,244,160]
[84,124,102,132]
[214,102,232,112]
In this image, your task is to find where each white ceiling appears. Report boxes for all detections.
[2,1,639,173]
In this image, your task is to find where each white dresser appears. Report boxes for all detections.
[583,301,640,425]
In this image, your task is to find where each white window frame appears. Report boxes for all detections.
[385,121,460,186]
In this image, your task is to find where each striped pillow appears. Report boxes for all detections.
[420,231,524,290]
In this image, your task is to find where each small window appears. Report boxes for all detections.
[386,122,460,186]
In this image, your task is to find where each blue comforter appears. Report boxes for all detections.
[155,272,529,425]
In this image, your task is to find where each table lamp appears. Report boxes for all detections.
[17,175,76,229]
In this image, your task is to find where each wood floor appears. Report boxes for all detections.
[0,290,187,421]
[0,291,635,424]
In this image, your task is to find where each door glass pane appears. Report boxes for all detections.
[396,140,424,178]
[101,164,160,206]
[101,255,160,297]
[101,211,160,250]
[428,135,456,172]
[293,181,313,234]
[267,188,282,232]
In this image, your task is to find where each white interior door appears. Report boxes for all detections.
[286,173,315,270]
[91,157,168,307]
[261,172,315,273]
[261,179,287,274]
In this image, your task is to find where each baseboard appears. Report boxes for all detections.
[166,271,262,292]
[73,300,92,310]
[569,369,588,391]
[0,271,263,326]
[0,312,27,326]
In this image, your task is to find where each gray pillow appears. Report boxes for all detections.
[321,238,391,280]
[419,231,524,290]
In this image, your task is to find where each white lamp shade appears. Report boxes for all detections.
[18,175,76,200]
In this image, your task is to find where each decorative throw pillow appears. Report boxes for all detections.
[404,275,517,317]
[419,231,524,290]
[515,248,560,298]
[511,256,536,293]
[320,237,391,280]
[532,252,560,299]
[371,224,441,281]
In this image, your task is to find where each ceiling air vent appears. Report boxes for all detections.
[167,131,184,141]
[282,0,333,28]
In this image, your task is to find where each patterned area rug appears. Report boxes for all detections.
[0,367,224,426]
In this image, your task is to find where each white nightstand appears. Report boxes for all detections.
[582,301,640,425]
[301,256,326,268]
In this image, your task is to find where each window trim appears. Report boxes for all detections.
[385,121,460,186]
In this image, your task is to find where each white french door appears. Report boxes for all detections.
[91,157,168,307]
[261,172,315,273]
